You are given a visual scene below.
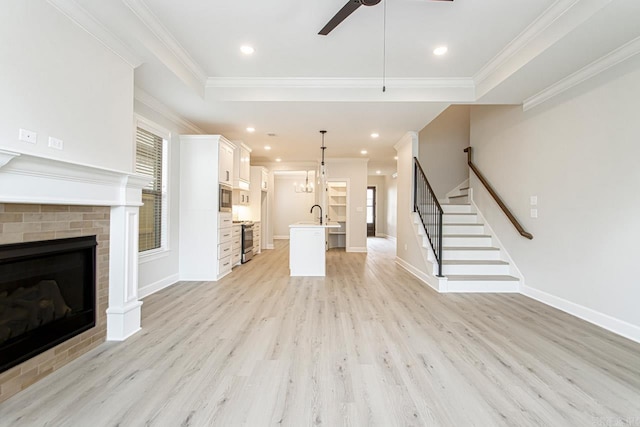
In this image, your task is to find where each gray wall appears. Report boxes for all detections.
[418,105,470,199]
[469,56,640,335]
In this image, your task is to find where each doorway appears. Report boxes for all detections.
[367,186,376,237]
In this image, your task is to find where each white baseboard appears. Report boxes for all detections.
[139,273,179,299]
[522,285,640,344]
[347,246,367,253]
[273,235,289,240]
[395,257,442,292]
[266,243,275,249]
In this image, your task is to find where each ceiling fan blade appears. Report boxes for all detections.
[318,0,362,36]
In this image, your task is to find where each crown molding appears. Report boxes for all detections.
[122,0,207,85]
[206,77,474,89]
[47,0,142,68]
[523,35,640,111]
[134,87,205,134]
[205,77,475,102]
[473,0,612,99]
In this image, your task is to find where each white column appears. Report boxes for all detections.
[107,175,151,341]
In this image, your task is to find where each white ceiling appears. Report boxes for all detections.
[68,0,640,174]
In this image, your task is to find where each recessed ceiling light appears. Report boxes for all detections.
[361,150,367,155]
[376,170,381,174]
[240,45,255,55]
[275,158,282,162]
[394,156,398,160]
[371,133,379,138]
[264,146,271,150]
[246,127,255,133]
[433,46,448,56]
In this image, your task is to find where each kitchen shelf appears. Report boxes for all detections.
[327,181,347,249]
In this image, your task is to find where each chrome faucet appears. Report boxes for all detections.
[310,204,323,225]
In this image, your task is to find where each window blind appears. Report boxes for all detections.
[136,127,164,252]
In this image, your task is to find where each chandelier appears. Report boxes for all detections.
[294,170,314,193]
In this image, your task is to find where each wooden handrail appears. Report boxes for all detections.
[464,147,533,240]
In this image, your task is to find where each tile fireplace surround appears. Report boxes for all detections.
[0,149,150,402]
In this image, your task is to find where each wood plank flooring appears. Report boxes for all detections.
[1,238,640,426]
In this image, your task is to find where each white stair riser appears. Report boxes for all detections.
[443,214,478,224]
[442,249,502,261]
[443,224,485,235]
[446,281,520,293]
[443,236,492,247]
[443,263,510,275]
[442,204,473,214]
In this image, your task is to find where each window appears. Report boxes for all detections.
[135,121,169,253]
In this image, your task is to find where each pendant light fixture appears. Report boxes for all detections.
[319,130,327,179]
[294,170,314,193]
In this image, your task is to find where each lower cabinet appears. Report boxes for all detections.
[217,212,233,277]
[253,221,261,254]
[232,224,242,266]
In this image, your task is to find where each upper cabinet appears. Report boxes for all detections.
[232,142,251,190]
[260,168,268,191]
[218,139,235,186]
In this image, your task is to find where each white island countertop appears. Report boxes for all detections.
[289,221,341,228]
[289,221,340,276]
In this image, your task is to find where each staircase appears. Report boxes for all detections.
[411,158,521,293]
[440,200,520,292]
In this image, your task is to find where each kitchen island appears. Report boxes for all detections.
[289,221,340,276]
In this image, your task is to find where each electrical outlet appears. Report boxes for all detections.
[19,128,37,144]
[530,196,538,206]
[48,137,63,150]
[530,208,538,218]
[404,243,408,251]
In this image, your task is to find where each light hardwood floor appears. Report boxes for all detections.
[1,238,640,426]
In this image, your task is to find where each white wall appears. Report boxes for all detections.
[0,2,134,172]
[273,173,317,238]
[367,175,387,237]
[385,174,398,238]
[327,159,368,252]
[418,105,470,199]
[134,100,191,297]
[395,133,427,270]
[469,57,640,339]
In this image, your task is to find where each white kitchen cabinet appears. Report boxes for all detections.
[232,224,242,266]
[218,139,234,186]
[253,221,261,254]
[261,168,268,191]
[179,135,236,281]
[250,166,270,251]
[232,142,251,190]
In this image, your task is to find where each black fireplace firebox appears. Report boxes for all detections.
[0,236,97,373]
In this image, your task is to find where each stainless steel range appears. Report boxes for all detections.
[240,221,254,263]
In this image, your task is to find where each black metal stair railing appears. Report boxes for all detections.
[413,157,443,277]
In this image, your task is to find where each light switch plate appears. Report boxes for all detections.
[48,137,63,150]
[530,208,538,218]
[19,128,37,144]
[530,196,538,206]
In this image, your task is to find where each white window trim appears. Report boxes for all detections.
[135,114,171,259]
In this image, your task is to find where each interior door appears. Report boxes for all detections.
[367,186,376,237]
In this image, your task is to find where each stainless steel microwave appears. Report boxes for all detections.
[219,184,232,212]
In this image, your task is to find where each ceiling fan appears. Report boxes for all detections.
[319,0,453,36]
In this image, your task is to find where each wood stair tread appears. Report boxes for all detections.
[446,275,519,281]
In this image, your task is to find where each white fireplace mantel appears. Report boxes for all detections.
[0,148,152,341]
